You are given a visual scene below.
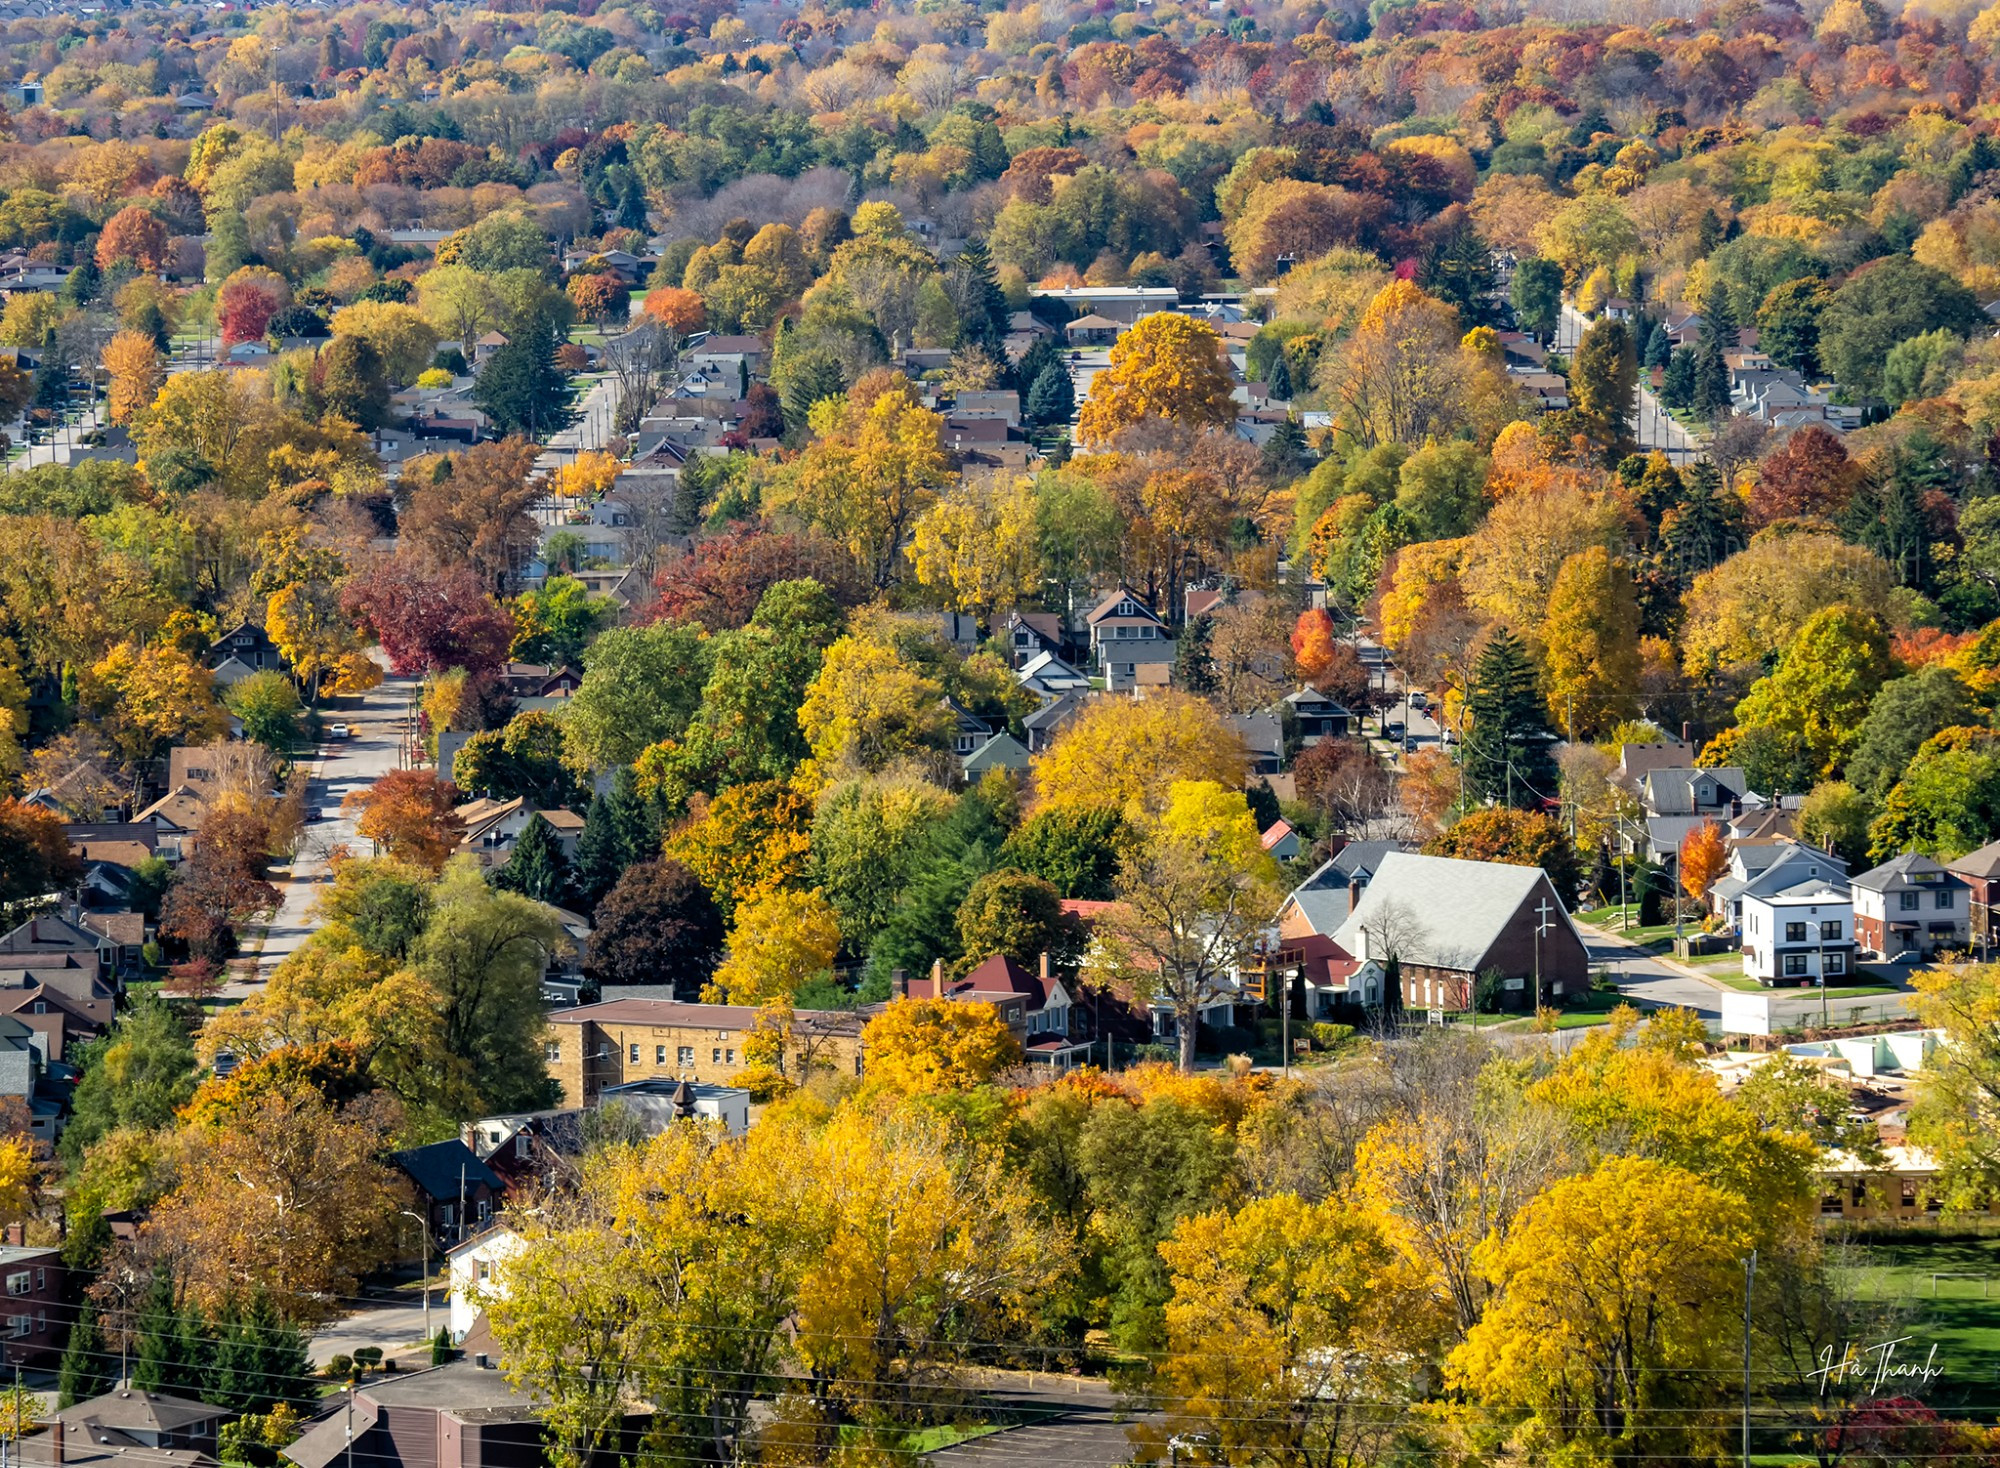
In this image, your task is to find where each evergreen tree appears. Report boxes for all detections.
[1260,418,1309,481]
[1174,613,1217,694]
[493,813,573,904]
[777,351,844,434]
[245,1290,311,1412]
[132,1266,200,1397]
[133,300,171,353]
[947,238,1007,349]
[1693,293,1736,420]
[1013,334,1061,397]
[472,328,577,439]
[1460,627,1556,807]
[62,261,100,308]
[861,787,1009,995]
[58,1299,112,1408]
[1266,353,1293,401]
[1025,359,1074,428]
[1661,347,1695,410]
[206,1300,255,1412]
[1661,460,1743,585]
[1643,321,1672,370]
[1417,221,1499,327]
[571,774,657,911]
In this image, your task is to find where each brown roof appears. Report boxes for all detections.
[73,841,155,867]
[1948,838,2000,880]
[540,809,586,831]
[80,912,144,945]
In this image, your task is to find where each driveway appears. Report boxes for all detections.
[240,671,421,991]
[931,1374,1159,1468]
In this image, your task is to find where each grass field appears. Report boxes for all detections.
[1838,1236,2000,1409]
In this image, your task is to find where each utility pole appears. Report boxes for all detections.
[1742,1249,1757,1468]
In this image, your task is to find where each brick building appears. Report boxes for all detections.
[0,1242,63,1366]
[544,999,874,1105]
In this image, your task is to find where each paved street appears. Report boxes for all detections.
[931,1374,1160,1468]
[246,671,420,989]
[1556,303,1700,464]
[1583,924,1916,1031]
[309,1296,438,1367]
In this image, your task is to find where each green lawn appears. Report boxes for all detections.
[1577,906,1679,950]
[1839,1236,2000,1409]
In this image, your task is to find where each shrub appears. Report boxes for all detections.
[1311,1022,1354,1050]
[326,1354,353,1379]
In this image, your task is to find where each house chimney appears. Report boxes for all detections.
[1681,721,1691,744]
[50,1419,63,1464]
[1039,952,1051,982]
[930,958,944,994]
[4,1222,23,1246]
[892,968,907,1000]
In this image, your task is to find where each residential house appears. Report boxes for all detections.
[472,331,510,365]
[0,981,105,1062]
[454,798,585,871]
[961,733,1031,782]
[392,1139,503,1251]
[1029,285,1180,323]
[951,390,1020,425]
[1849,853,1969,960]
[460,1110,586,1196]
[904,955,1093,1069]
[284,1361,649,1468]
[1185,587,1225,621]
[1229,713,1283,774]
[497,664,581,701]
[1085,588,1174,685]
[944,699,996,760]
[545,999,873,1104]
[1331,852,1589,1012]
[128,790,204,860]
[0,1243,62,1365]
[1946,838,2000,955]
[1000,610,1066,669]
[1741,884,1854,986]
[445,1227,527,1342]
[1260,819,1301,861]
[597,1077,752,1135]
[1640,765,1749,818]
[1017,650,1091,700]
[1063,313,1122,347]
[45,1383,232,1456]
[1616,740,1697,782]
[688,334,768,375]
[0,912,117,983]
[1280,688,1353,746]
[1710,842,1849,928]
[1023,694,1083,754]
[1270,869,1390,1018]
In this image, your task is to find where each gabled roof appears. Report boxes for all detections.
[1330,852,1573,973]
[1084,587,1163,627]
[1259,819,1295,852]
[1947,838,2000,880]
[391,1138,503,1203]
[1850,851,1969,893]
[132,787,206,829]
[963,733,1031,774]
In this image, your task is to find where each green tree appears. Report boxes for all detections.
[1570,317,1636,456]
[1757,277,1829,375]
[493,814,573,906]
[510,576,613,668]
[1797,780,1875,866]
[570,775,658,912]
[453,710,582,807]
[1025,359,1074,428]
[955,868,1083,973]
[1394,440,1485,540]
[809,777,956,947]
[132,1264,202,1397]
[1868,729,2000,861]
[412,860,567,1112]
[224,671,304,757]
[314,335,391,429]
[863,785,1010,995]
[996,805,1125,901]
[1845,667,1976,798]
[1818,257,1987,398]
[1727,604,1892,779]
[563,624,713,770]
[472,329,577,439]
[58,1299,112,1407]
[63,995,197,1162]
[1510,258,1564,343]
[1462,628,1556,807]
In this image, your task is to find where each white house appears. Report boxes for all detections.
[1741,884,1854,987]
[446,1225,526,1342]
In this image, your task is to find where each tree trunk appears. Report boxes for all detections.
[1177,1002,1198,1072]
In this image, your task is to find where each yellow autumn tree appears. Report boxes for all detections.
[548,449,621,502]
[905,475,1043,621]
[1031,690,1249,819]
[859,997,1022,1095]
[1539,546,1642,739]
[1379,537,1469,649]
[703,889,842,1006]
[103,330,165,426]
[1322,281,1472,450]
[797,636,956,778]
[1076,313,1237,445]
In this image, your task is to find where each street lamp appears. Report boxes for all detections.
[398,1209,433,1343]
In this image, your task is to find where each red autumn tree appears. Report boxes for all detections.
[1290,608,1338,684]
[650,527,859,629]
[96,206,171,274]
[343,770,466,871]
[216,268,290,345]
[1748,426,1863,527]
[1679,819,1728,901]
[340,556,514,679]
[160,806,280,962]
[0,798,82,911]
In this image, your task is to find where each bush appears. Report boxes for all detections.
[326,1354,353,1380]
[431,1328,453,1366]
[1311,1022,1354,1050]
[353,1346,383,1372]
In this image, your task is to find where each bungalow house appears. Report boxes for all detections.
[1849,852,1969,960]
[1947,838,2000,956]
[1023,693,1084,754]
[1064,314,1122,347]
[688,334,768,375]
[392,1138,503,1251]
[454,798,585,871]
[1018,650,1091,700]
[951,390,1020,425]
[1331,852,1589,1013]
[44,1383,231,1454]
[1029,285,1180,323]
[962,733,1031,782]
[1709,841,1849,929]
[1741,883,1854,986]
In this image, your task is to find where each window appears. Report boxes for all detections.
[725,1049,735,1065]
[1821,921,1842,940]
[678,1046,694,1065]
[30,1003,42,1015]
[33,1270,42,1290]
[1785,921,1807,942]
[4,1274,27,1298]
[1937,890,1956,909]
[629,1043,640,1063]
[1902,1179,1919,1207]
[712,1047,721,1063]
[441,1205,456,1227]
[515,1135,530,1159]
[8,1317,28,1338]
[656,1045,667,1064]
[1825,951,1847,976]
[1783,953,1809,976]
[1901,890,1922,911]
[477,1200,490,1222]
[545,1042,560,1061]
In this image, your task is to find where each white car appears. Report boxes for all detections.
[326,723,352,740]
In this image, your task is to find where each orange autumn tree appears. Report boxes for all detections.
[1290,608,1339,684]
[103,331,165,425]
[1679,820,1728,903]
[643,286,707,337]
[343,769,465,871]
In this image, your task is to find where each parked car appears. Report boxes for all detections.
[1409,691,1429,709]
[1384,721,1405,740]
[1404,735,1420,752]
[326,723,352,740]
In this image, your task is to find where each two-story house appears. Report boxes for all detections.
[1947,838,2000,956]
[903,954,1093,1069]
[1741,884,1854,986]
[392,1139,503,1252]
[203,622,286,688]
[1279,688,1354,747]
[1850,853,1970,960]
[1084,588,1175,691]
[1709,841,1849,929]
[0,1242,62,1366]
